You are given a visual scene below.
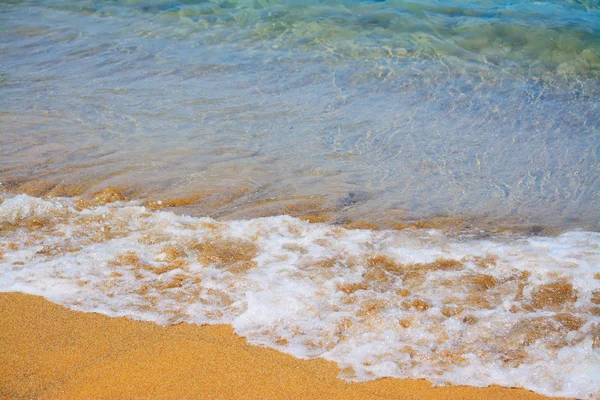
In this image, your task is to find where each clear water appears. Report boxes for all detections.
[1,0,600,398]
[1,0,599,229]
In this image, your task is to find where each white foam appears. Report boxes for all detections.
[1,193,599,399]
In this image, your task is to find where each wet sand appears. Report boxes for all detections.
[0,292,568,400]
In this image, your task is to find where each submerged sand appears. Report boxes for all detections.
[0,292,567,400]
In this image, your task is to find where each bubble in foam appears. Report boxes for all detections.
[0,193,599,399]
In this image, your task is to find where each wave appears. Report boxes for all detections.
[1,192,599,398]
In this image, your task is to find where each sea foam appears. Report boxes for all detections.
[1,194,599,398]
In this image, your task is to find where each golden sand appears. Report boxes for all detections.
[0,292,568,400]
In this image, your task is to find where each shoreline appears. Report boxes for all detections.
[0,185,581,236]
[0,292,568,400]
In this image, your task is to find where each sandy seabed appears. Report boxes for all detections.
[0,292,568,400]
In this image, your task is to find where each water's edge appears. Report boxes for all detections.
[1,192,598,399]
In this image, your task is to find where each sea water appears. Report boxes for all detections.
[1,0,599,398]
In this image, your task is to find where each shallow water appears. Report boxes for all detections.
[1,0,599,229]
[1,0,600,398]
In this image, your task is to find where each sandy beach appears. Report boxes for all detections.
[0,292,568,400]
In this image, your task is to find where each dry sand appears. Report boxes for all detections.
[0,292,568,400]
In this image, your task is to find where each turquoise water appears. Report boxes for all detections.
[1,0,599,229]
